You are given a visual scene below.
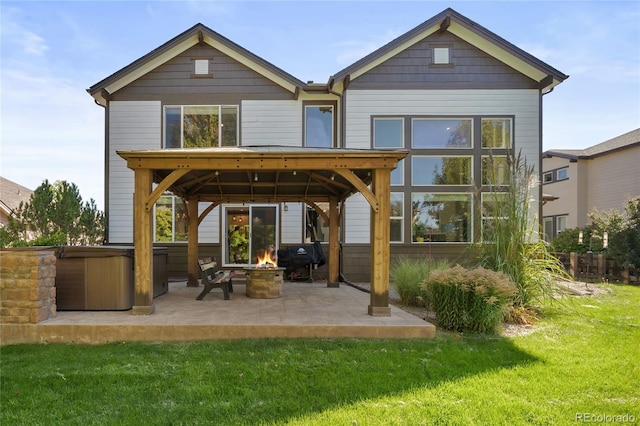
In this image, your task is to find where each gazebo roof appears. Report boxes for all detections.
[118,146,408,205]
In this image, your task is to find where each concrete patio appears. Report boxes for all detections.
[1,280,436,344]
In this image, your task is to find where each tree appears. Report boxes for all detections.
[1,180,105,247]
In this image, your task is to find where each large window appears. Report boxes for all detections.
[305,105,334,147]
[412,193,472,243]
[412,119,472,148]
[412,156,472,185]
[372,115,513,244]
[155,195,187,242]
[164,105,238,148]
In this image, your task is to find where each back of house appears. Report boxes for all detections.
[87,8,568,280]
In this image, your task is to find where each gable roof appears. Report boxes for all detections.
[87,23,306,105]
[544,128,640,160]
[0,177,33,218]
[329,7,569,93]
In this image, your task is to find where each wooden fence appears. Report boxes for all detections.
[553,252,638,284]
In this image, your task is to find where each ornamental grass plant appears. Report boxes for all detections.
[479,151,569,309]
[390,257,450,307]
[423,265,517,333]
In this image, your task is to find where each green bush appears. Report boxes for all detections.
[423,265,517,333]
[390,257,449,307]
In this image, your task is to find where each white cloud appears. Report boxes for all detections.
[0,6,49,56]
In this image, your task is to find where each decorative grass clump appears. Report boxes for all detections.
[423,265,517,333]
[390,257,450,307]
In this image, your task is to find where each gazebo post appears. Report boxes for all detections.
[368,168,391,316]
[327,196,340,287]
[132,168,155,315]
[186,198,199,287]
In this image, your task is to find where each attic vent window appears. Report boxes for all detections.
[194,59,209,75]
[433,47,450,64]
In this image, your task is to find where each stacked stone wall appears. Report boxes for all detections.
[0,250,57,323]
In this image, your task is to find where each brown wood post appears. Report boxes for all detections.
[569,252,578,280]
[187,198,199,287]
[132,168,155,315]
[368,168,391,316]
[327,197,340,287]
[597,254,606,281]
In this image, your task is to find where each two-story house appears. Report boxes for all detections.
[87,8,567,314]
[542,128,640,240]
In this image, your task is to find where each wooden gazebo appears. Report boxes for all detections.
[117,146,407,316]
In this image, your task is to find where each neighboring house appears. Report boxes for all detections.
[0,177,33,227]
[87,8,568,280]
[542,128,640,241]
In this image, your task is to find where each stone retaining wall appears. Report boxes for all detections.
[0,250,57,324]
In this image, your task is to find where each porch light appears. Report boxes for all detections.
[254,173,258,181]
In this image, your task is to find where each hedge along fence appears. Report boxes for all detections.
[422,265,517,334]
[553,252,638,284]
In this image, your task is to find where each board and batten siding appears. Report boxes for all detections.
[343,89,541,244]
[241,100,302,146]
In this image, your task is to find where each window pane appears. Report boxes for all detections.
[482,118,511,148]
[306,204,329,242]
[556,168,568,180]
[412,119,472,148]
[183,106,219,148]
[221,106,238,147]
[390,219,403,242]
[391,159,404,186]
[482,156,509,185]
[305,106,333,147]
[412,156,472,185]
[374,118,403,148]
[174,198,188,241]
[556,216,567,234]
[412,193,472,242]
[481,192,507,241]
[390,193,403,243]
[165,107,181,148]
[543,218,554,242]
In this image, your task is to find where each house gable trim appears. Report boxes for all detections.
[330,8,569,93]
[88,23,305,104]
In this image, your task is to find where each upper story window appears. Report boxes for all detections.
[556,167,568,180]
[164,105,238,148]
[543,171,553,184]
[412,119,472,148]
[433,47,450,64]
[193,59,210,75]
[304,105,334,147]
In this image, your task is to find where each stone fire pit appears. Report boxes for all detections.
[244,266,285,299]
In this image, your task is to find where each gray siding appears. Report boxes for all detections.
[111,45,293,103]
[349,32,538,90]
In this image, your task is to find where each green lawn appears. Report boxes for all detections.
[2,283,639,425]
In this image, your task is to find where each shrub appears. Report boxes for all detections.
[423,265,517,333]
[390,257,449,307]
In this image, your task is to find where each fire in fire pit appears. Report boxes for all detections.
[245,248,285,298]
[255,247,278,268]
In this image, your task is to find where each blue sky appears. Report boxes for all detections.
[1,1,639,209]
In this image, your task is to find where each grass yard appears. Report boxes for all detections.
[2,283,639,425]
